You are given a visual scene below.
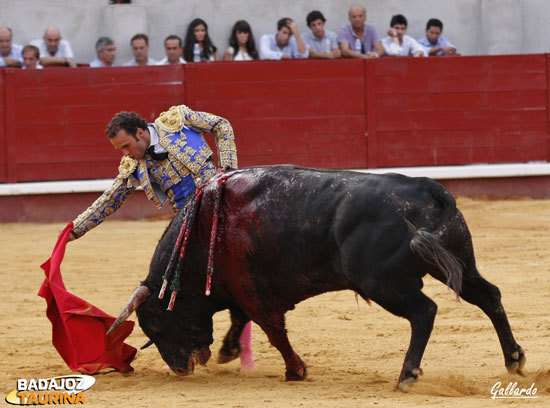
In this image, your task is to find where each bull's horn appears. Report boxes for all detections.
[140,339,154,350]
[107,286,150,336]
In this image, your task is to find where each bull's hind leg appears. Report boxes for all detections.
[365,279,438,391]
[256,315,307,381]
[459,270,525,375]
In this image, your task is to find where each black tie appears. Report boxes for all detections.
[147,146,168,161]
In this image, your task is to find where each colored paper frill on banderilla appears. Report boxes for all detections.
[38,222,137,374]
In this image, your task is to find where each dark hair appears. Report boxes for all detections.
[426,18,443,31]
[95,37,114,53]
[106,111,148,139]
[183,18,217,62]
[22,44,39,59]
[306,10,326,26]
[164,34,182,47]
[228,20,258,60]
[130,33,149,45]
[390,14,408,28]
[277,18,292,31]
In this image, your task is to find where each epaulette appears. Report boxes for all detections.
[155,105,183,133]
[117,156,138,179]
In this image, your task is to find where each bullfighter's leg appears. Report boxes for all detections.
[459,270,525,375]
[365,279,437,391]
[256,316,307,381]
[239,321,258,372]
[218,309,257,372]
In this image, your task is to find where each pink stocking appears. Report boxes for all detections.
[239,321,257,372]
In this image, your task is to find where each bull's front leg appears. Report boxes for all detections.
[218,308,248,363]
[257,315,307,381]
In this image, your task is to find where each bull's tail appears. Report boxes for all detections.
[406,219,464,300]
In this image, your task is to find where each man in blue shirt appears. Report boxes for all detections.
[259,18,309,60]
[303,10,341,59]
[418,18,458,56]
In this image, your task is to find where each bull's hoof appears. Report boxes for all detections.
[285,365,307,381]
[397,368,423,392]
[217,347,240,364]
[506,346,526,376]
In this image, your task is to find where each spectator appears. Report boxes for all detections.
[418,18,458,56]
[259,18,308,60]
[183,18,220,62]
[124,33,156,66]
[223,20,258,61]
[90,37,116,68]
[22,45,43,69]
[338,4,384,58]
[381,14,426,57]
[157,35,186,65]
[303,10,340,59]
[30,27,76,67]
[0,27,23,67]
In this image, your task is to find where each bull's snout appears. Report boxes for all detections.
[167,346,212,375]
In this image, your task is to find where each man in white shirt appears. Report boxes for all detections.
[259,18,308,60]
[90,37,116,68]
[156,35,186,65]
[124,33,156,66]
[381,14,426,57]
[30,27,76,67]
[0,27,23,67]
[303,10,341,59]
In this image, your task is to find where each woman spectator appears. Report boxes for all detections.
[223,20,259,61]
[183,18,220,62]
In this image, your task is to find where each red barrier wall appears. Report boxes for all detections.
[3,65,185,183]
[186,59,368,168]
[0,69,6,182]
[0,55,548,184]
[368,54,549,167]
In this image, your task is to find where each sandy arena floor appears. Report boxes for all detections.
[0,197,549,407]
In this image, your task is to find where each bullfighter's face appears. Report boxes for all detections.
[110,128,149,160]
[137,294,214,375]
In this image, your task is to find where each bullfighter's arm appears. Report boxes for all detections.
[179,105,238,169]
[71,157,138,239]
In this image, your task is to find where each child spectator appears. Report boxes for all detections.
[22,45,43,69]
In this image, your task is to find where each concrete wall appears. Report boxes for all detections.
[1,0,549,64]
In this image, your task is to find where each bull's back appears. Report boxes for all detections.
[219,166,458,305]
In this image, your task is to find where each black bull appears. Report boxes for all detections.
[123,165,524,389]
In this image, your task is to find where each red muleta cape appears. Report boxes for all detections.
[38,222,137,374]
